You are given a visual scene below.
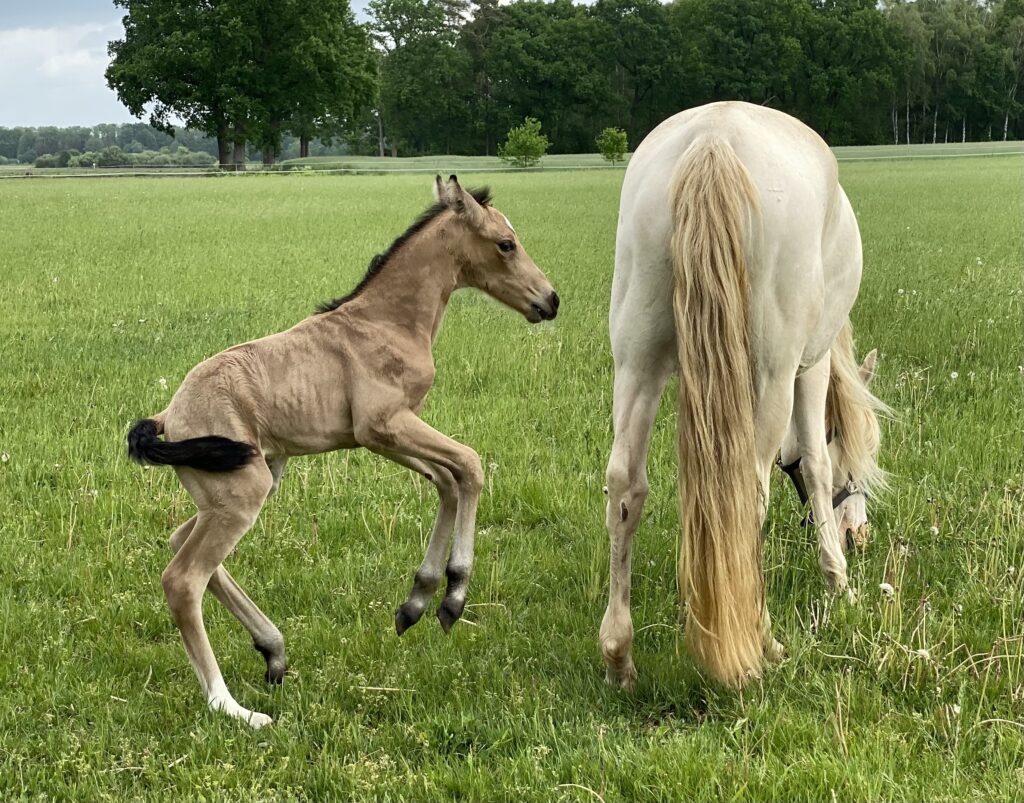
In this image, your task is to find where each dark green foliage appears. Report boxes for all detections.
[368,0,1024,154]
[105,0,376,167]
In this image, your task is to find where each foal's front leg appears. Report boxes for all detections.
[359,410,482,632]
[373,451,459,634]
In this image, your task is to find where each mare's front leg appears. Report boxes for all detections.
[793,356,853,599]
[373,450,459,634]
[358,410,482,633]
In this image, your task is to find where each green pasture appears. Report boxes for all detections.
[0,153,1021,801]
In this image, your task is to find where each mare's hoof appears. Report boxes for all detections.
[604,664,637,692]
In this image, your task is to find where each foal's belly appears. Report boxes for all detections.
[262,426,358,458]
[258,390,357,456]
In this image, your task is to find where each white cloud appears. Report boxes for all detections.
[0,21,138,126]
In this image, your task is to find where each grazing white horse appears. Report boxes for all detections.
[600,102,887,690]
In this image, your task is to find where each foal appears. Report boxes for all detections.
[128,175,559,727]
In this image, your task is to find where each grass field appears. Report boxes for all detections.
[0,154,1022,801]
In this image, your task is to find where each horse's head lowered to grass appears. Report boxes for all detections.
[433,174,559,323]
[779,324,888,551]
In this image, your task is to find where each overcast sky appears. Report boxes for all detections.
[0,0,371,128]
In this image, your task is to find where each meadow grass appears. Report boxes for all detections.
[0,155,1021,801]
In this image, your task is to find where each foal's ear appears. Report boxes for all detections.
[445,174,486,229]
[860,349,878,385]
[433,174,446,203]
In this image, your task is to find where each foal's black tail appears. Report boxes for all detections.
[127,418,255,472]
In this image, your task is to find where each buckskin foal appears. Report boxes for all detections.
[128,176,559,727]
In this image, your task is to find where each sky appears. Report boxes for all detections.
[0,0,370,128]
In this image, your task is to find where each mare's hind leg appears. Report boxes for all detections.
[600,349,672,691]
[164,462,273,727]
[373,451,459,635]
[793,356,852,598]
[752,370,797,665]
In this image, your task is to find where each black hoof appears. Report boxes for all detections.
[264,657,287,685]
[395,603,421,636]
[254,641,287,684]
[437,597,464,634]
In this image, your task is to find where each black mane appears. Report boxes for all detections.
[315,186,493,314]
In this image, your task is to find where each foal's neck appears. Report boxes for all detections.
[343,223,458,344]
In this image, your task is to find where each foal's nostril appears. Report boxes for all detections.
[550,292,560,312]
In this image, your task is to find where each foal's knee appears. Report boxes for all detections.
[161,566,200,618]
[452,449,483,496]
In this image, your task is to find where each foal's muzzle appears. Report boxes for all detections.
[530,292,560,322]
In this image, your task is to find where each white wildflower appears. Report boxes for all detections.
[158,377,168,390]
[929,525,939,536]
[949,372,959,380]
[879,582,894,598]
[0,452,8,463]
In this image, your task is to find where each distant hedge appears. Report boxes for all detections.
[33,145,217,169]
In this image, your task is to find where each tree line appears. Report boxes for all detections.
[15,0,1024,168]
[363,0,1024,155]
[0,123,356,168]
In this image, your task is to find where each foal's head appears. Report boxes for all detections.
[434,175,559,323]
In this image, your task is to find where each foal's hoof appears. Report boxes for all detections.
[437,597,464,634]
[264,656,287,685]
[247,711,274,729]
[254,641,287,684]
[395,603,422,636]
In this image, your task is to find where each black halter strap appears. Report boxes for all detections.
[775,444,864,527]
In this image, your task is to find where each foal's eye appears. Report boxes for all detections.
[497,239,515,253]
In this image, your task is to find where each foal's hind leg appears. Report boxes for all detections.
[373,451,458,635]
[600,351,672,691]
[164,463,274,727]
[169,512,287,683]
[793,356,852,599]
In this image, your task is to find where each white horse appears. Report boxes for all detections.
[600,102,887,690]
